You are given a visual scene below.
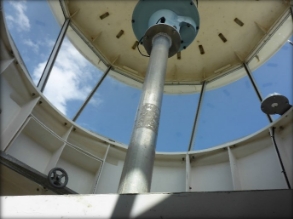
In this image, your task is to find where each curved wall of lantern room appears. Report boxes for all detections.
[0,1,292,195]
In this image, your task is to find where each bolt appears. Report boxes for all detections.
[183,46,186,49]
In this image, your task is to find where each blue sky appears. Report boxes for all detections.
[3,0,292,152]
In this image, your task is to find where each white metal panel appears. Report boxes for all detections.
[6,132,53,174]
[190,150,233,191]
[233,138,287,190]
[151,159,186,193]
[95,147,125,194]
[0,76,21,135]
[274,113,293,186]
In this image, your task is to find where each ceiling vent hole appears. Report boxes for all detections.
[100,12,109,20]
[116,30,124,39]
[218,33,227,43]
[199,45,205,54]
[234,18,244,26]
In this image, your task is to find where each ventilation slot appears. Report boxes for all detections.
[116,30,124,39]
[198,45,205,55]
[177,52,181,60]
[218,33,227,43]
[234,18,244,26]
[100,12,109,20]
[132,41,139,50]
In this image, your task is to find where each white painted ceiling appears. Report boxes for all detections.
[53,0,291,87]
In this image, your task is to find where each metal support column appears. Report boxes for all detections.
[243,63,273,123]
[37,18,70,92]
[72,66,112,121]
[118,34,171,194]
[188,81,206,151]
[269,127,291,189]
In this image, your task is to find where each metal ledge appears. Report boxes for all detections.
[0,151,77,195]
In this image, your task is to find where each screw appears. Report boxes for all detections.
[132,19,135,23]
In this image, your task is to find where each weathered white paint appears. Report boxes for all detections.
[1,190,292,218]
[228,147,241,190]
[185,154,191,191]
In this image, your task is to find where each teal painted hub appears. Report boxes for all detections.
[132,0,200,56]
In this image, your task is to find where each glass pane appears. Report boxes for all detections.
[157,90,201,152]
[192,68,270,151]
[251,36,293,120]
[3,0,62,85]
[76,72,141,145]
[43,26,106,118]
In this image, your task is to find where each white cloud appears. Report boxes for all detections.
[33,40,102,116]
[23,39,39,53]
[6,1,30,32]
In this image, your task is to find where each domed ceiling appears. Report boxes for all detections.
[56,0,289,85]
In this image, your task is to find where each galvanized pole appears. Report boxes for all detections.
[118,34,171,194]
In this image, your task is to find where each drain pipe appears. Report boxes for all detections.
[269,127,291,189]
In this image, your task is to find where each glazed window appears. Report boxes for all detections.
[3,0,62,85]
[42,26,106,118]
[75,72,141,145]
[157,91,200,152]
[192,68,270,151]
[250,35,293,120]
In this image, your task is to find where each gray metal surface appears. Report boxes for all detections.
[118,34,171,194]
[144,25,180,57]
[37,18,70,92]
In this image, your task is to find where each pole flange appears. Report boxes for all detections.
[144,25,180,57]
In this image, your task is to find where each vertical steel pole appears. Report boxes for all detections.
[118,34,171,194]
